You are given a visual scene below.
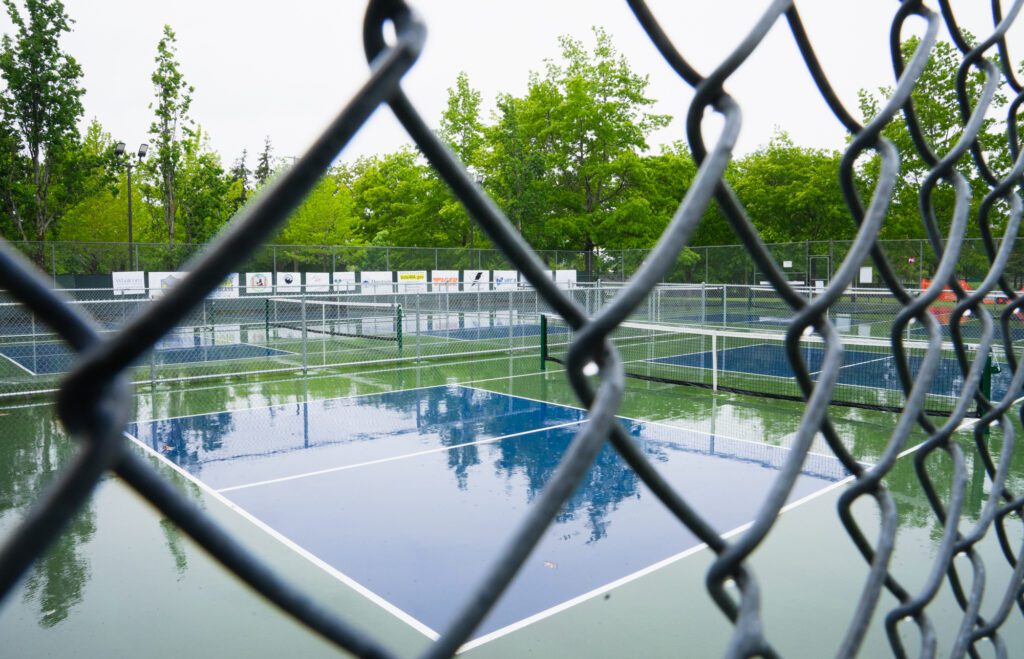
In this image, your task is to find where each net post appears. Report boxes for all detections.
[711,333,718,391]
[979,349,993,424]
[396,304,403,351]
[415,292,421,362]
[300,291,307,374]
[539,314,547,371]
[264,297,270,337]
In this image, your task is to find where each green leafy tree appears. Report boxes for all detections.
[279,168,359,247]
[858,37,1010,241]
[176,126,229,244]
[0,0,85,256]
[146,24,194,248]
[509,28,671,271]
[438,72,485,250]
[728,132,848,243]
[350,149,458,247]
[484,93,547,239]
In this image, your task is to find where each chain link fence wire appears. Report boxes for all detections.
[2,0,1024,655]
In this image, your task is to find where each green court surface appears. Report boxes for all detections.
[1,352,1022,657]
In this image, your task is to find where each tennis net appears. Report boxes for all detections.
[541,316,1007,416]
[265,297,402,343]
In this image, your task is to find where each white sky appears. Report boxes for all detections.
[1,1,1020,168]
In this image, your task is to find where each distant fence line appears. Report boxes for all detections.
[7,238,1024,290]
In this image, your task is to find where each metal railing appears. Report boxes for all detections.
[1,1,1023,657]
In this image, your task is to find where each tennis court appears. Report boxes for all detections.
[0,338,291,375]
[126,383,847,644]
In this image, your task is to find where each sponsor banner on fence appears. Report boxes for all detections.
[148,271,188,299]
[245,272,272,294]
[462,270,489,290]
[333,272,358,292]
[360,271,393,294]
[397,270,427,292]
[112,271,146,296]
[306,272,330,293]
[276,272,301,293]
[333,271,356,292]
[209,273,240,299]
[555,269,577,289]
[430,269,459,291]
[493,270,518,290]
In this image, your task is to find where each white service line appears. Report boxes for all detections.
[216,419,586,493]
[458,471,856,652]
[122,430,441,641]
[457,385,856,467]
[0,350,40,376]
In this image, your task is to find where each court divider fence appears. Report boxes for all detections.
[1,1,1024,657]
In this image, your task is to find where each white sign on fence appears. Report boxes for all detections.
[209,273,240,299]
[493,270,518,290]
[462,270,489,290]
[431,269,459,291]
[148,271,188,299]
[397,270,427,292]
[332,271,356,292]
[555,269,577,289]
[246,272,272,294]
[306,272,330,293]
[361,271,393,294]
[112,271,146,296]
[276,272,301,293]
[859,267,873,284]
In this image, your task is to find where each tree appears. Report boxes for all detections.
[728,132,848,243]
[147,24,194,248]
[484,93,547,239]
[857,37,1010,241]
[254,135,273,187]
[278,168,359,248]
[439,71,484,166]
[175,126,230,244]
[0,0,85,256]
[504,28,671,272]
[227,148,250,213]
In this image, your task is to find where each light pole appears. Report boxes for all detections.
[472,173,485,255]
[114,142,148,270]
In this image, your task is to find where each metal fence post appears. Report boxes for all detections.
[415,291,421,362]
[300,289,307,374]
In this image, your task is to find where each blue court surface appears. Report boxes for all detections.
[126,384,847,642]
[651,343,1013,400]
[0,341,291,375]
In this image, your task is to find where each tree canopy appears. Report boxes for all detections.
[2,5,1021,278]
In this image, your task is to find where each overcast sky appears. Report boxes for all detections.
[1,1,1020,169]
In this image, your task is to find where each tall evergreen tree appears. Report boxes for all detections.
[254,135,273,187]
[227,148,250,212]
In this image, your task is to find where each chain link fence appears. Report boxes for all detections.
[12,234,1024,290]
[2,0,1024,656]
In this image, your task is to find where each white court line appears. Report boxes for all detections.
[217,419,586,493]
[458,385,856,467]
[809,353,894,377]
[458,470,857,652]
[121,429,441,641]
[0,349,41,376]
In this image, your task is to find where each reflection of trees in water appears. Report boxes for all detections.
[149,411,236,473]
[493,424,662,544]
[0,408,95,628]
